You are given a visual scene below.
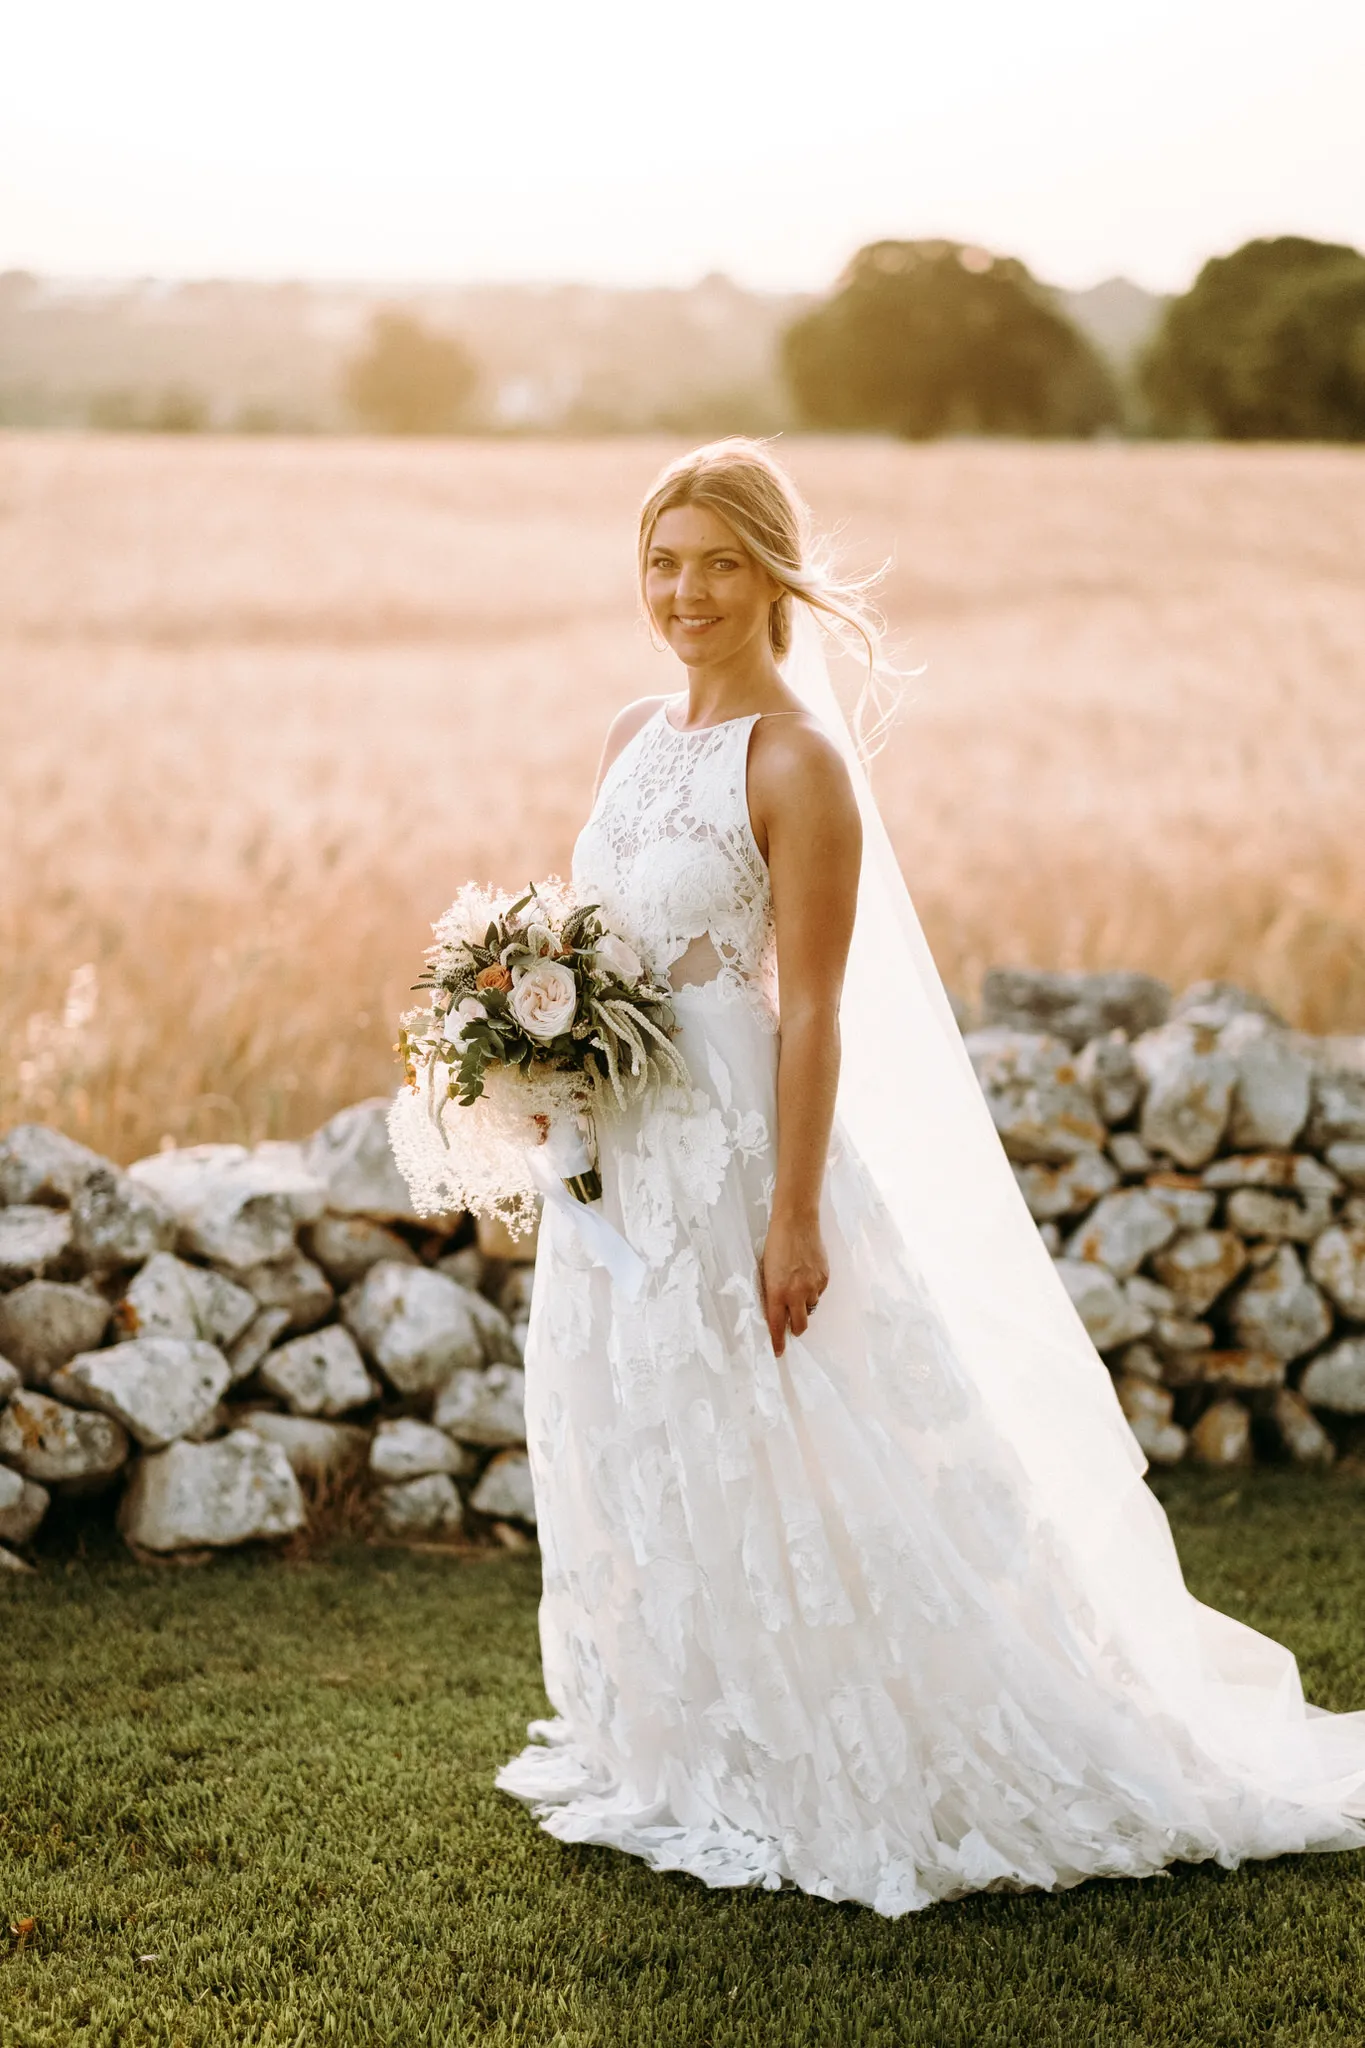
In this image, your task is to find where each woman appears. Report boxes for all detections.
[497,438,1365,1915]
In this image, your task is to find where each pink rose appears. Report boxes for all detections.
[510,958,578,1039]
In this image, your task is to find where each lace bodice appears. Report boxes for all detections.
[572,698,778,1031]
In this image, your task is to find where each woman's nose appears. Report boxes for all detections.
[676,565,709,602]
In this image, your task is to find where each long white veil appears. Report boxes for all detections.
[782,599,1365,1812]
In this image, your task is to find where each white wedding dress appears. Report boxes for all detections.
[496,654,1365,1916]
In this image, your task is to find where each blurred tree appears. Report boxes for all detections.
[782,240,1119,439]
[345,310,480,434]
[1141,236,1365,439]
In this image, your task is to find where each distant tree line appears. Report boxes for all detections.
[780,232,1365,442]
[23,231,1360,441]
[1139,236,1365,439]
[782,240,1120,439]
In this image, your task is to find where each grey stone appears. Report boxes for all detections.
[1012,1151,1118,1223]
[469,1448,537,1524]
[1270,1388,1335,1467]
[464,1289,523,1369]
[370,1417,471,1482]
[1054,1260,1153,1352]
[256,1325,377,1417]
[0,1205,73,1285]
[376,1470,465,1537]
[1220,1014,1311,1150]
[184,1400,231,1443]
[1126,1275,1177,1315]
[1115,1341,1165,1384]
[0,1466,49,1544]
[1144,1182,1218,1233]
[0,1388,129,1484]
[1228,1246,1333,1362]
[1154,1314,1214,1354]
[1037,1222,1062,1255]
[343,1261,484,1396]
[433,1363,527,1446]
[0,1354,19,1404]
[1063,1190,1179,1279]
[1308,1226,1365,1320]
[1190,1399,1254,1467]
[1200,1349,1285,1392]
[127,1143,326,1268]
[1075,1032,1142,1126]
[0,1281,110,1384]
[235,1410,369,1480]
[965,1031,1106,1164]
[1115,1375,1187,1465]
[226,1306,293,1384]
[1172,981,1286,1029]
[1325,1142,1365,1190]
[1203,1152,1342,1195]
[1226,1189,1335,1243]
[51,1337,231,1449]
[1305,1068,1365,1151]
[119,1430,306,1551]
[1132,1019,1235,1168]
[304,1098,436,1226]
[1107,1131,1155,1179]
[231,1251,334,1334]
[306,1214,419,1287]
[980,970,1170,1050]
[1150,1230,1248,1315]
[69,1169,176,1271]
[435,1245,489,1293]
[115,1251,258,1350]
[0,1125,113,1206]
[1300,1338,1365,1415]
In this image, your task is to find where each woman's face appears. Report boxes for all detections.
[644,504,781,670]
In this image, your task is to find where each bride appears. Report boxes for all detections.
[495,437,1365,1915]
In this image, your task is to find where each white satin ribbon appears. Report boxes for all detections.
[525,1145,648,1301]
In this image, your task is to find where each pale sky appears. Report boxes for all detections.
[3,0,1363,294]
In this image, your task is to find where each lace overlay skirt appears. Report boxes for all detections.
[497,984,1365,1915]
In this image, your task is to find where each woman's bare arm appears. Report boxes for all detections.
[748,716,863,1356]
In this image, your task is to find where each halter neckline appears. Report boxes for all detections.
[660,695,803,737]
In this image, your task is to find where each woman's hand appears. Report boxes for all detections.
[761,1211,830,1357]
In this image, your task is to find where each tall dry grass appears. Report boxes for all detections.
[3,432,1363,1163]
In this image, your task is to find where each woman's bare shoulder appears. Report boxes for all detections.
[747,710,861,861]
[594,694,670,789]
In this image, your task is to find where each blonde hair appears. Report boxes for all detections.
[637,437,898,751]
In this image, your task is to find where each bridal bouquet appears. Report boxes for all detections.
[387,879,688,1236]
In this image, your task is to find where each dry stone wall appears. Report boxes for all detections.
[3,969,1365,1572]
[970,970,1365,1474]
[0,1101,537,1571]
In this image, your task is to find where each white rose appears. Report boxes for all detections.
[444,995,487,1046]
[509,958,578,1040]
[594,932,643,984]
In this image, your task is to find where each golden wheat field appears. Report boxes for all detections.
[2,430,1364,1163]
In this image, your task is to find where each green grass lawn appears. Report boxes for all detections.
[5,1473,1365,2047]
